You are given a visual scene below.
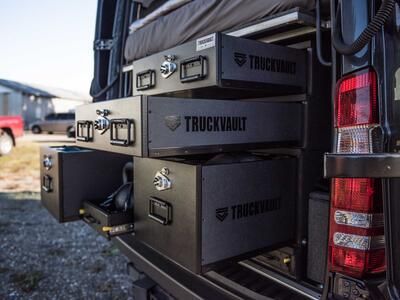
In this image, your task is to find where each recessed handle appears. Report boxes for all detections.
[136,69,156,90]
[148,197,172,225]
[110,119,135,146]
[180,55,208,83]
[76,120,93,142]
[42,175,53,192]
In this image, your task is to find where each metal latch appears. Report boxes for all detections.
[94,109,111,134]
[153,168,171,191]
[43,155,52,170]
[94,39,114,50]
[160,55,177,79]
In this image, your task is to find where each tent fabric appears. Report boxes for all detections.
[125,0,316,61]
[130,0,192,33]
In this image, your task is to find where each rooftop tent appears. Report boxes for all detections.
[124,0,320,61]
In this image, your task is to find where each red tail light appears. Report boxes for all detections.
[335,69,378,127]
[330,248,385,277]
[329,68,385,278]
[332,178,382,213]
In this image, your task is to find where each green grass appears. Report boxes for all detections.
[0,142,39,175]
[0,142,40,192]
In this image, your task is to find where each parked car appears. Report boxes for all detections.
[30,112,75,134]
[0,116,24,155]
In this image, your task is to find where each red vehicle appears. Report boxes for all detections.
[0,116,24,155]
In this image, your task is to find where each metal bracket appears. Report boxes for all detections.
[94,39,114,50]
[324,153,400,178]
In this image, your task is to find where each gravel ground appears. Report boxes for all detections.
[0,192,133,300]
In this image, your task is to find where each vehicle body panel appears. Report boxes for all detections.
[0,115,24,138]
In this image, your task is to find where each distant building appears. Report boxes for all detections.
[0,79,90,127]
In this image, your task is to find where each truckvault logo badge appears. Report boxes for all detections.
[216,198,281,222]
[165,115,181,131]
[234,52,247,67]
[184,116,247,132]
[216,207,229,222]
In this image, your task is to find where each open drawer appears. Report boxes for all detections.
[82,200,134,239]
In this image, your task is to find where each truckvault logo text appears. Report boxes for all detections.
[234,52,247,67]
[215,197,281,222]
[184,116,247,132]
[249,55,296,74]
[233,52,296,74]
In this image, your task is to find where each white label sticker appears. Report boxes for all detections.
[196,33,216,51]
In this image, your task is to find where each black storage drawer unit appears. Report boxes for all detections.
[40,145,130,222]
[132,32,307,98]
[75,96,304,157]
[82,200,135,239]
[133,155,297,273]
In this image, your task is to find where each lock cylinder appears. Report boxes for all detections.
[153,168,172,191]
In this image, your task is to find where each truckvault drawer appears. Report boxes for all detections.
[75,96,304,157]
[40,145,130,222]
[133,155,297,274]
[82,200,135,239]
[132,32,307,98]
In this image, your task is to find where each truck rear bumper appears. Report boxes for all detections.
[114,234,321,299]
[114,234,241,300]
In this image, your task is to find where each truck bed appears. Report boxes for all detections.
[114,234,321,300]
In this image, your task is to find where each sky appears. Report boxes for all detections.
[0,0,97,96]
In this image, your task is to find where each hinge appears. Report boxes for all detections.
[93,39,114,50]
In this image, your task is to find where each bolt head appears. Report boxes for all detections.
[161,167,169,175]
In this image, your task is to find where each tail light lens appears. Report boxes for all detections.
[329,68,385,278]
[330,248,385,277]
[335,69,378,127]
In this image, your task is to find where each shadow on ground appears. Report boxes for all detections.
[0,193,132,300]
